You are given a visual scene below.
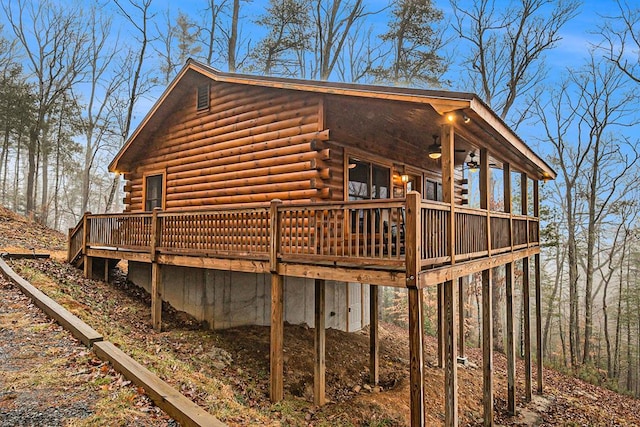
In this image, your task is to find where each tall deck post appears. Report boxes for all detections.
[480,148,494,426]
[442,124,458,426]
[521,173,532,401]
[534,181,544,394]
[269,199,284,402]
[505,262,516,415]
[406,191,424,427]
[458,276,466,360]
[504,163,516,416]
[314,278,326,406]
[150,208,162,331]
[482,268,494,426]
[82,212,92,279]
[370,284,379,385]
[437,283,444,368]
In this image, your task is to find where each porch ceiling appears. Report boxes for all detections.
[325,94,550,179]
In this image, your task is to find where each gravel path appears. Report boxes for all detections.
[0,275,174,427]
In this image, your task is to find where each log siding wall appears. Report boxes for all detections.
[124,82,331,211]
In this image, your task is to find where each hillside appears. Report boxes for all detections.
[1,205,639,426]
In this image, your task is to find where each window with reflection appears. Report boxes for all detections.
[348,158,390,200]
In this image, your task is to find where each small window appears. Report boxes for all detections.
[144,174,164,211]
[196,84,210,111]
[425,179,443,202]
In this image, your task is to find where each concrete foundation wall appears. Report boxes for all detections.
[127,262,366,331]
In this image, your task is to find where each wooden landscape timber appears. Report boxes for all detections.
[83,59,557,426]
[0,258,225,427]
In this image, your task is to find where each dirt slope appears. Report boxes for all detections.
[1,205,639,426]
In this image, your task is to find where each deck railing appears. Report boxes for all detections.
[158,208,270,258]
[276,200,406,267]
[69,197,540,270]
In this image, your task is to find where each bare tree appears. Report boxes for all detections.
[600,0,640,84]
[311,0,371,80]
[155,10,202,83]
[199,0,228,65]
[451,0,580,125]
[1,0,90,221]
[106,0,157,212]
[534,55,639,366]
[76,5,124,215]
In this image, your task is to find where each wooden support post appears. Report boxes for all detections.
[150,208,162,332]
[270,199,284,403]
[270,273,284,402]
[523,257,532,401]
[505,262,516,415]
[370,284,379,385]
[444,280,458,426]
[438,282,444,368]
[405,191,424,427]
[521,173,532,401]
[104,259,110,283]
[314,279,326,406]
[535,252,543,395]
[534,180,544,395]
[408,287,425,427]
[83,256,93,279]
[151,263,162,331]
[482,268,494,426]
[82,212,92,279]
[458,276,466,359]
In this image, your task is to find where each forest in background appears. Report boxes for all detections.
[0,0,639,399]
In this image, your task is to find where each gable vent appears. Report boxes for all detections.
[197,84,210,111]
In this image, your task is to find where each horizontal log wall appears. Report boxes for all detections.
[124,82,329,211]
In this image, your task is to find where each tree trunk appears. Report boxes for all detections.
[25,128,38,216]
[1,124,10,205]
[228,0,239,72]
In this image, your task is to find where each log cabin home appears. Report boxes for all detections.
[67,59,555,426]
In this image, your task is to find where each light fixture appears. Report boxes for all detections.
[467,152,479,172]
[446,111,471,124]
[428,134,441,159]
[401,174,409,183]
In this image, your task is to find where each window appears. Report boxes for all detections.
[144,174,164,211]
[425,179,443,202]
[196,83,210,111]
[348,158,390,201]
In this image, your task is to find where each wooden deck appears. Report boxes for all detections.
[68,195,539,288]
[68,192,543,427]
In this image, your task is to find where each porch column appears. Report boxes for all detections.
[503,164,516,415]
[370,285,379,385]
[151,208,162,331]
[521,173,532,401]
[269,199,284,402]
[480,148,494,426]
[314,279,326,406]
[406,191,425,427]
[442,123,458,426]
[534,181,544,394]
